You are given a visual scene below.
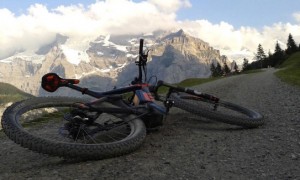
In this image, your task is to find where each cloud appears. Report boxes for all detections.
[0,0,189,59]
[0,0,299,62]
[149,0,191,13]
[177,18,300,62]
[294,12,300,23]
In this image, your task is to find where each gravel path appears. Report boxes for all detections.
[0,68,299,180]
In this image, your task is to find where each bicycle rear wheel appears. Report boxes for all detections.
[1,97,146,160]
[170,93,264,128]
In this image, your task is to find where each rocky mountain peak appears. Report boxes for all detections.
[170,29,186,37]
[159,29,212,52]
[36,34,69,55]
[161,29,188,42]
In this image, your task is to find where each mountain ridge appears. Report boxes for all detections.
[0,29,229,96]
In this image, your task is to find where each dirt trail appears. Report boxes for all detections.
[0,68,299,179]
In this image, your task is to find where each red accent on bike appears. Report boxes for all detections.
[143,93,151,101]
[61,79,80,85]
[41,73,61,92]
[73,79,80,84]
[147,93,154,101]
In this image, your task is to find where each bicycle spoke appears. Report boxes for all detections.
[81,128,98,144]
[19,106,134,145]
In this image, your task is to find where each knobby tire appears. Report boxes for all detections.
[1,97,146,160]
[170,93,264,128]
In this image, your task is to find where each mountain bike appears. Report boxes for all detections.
[1,39,263,160]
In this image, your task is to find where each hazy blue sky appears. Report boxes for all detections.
[1,0,299,61]
[177,0,300,28]
[1,0,299,28]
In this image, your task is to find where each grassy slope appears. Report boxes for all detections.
[157,77,220,93]
[177,77,221,87]
[0,83,32,135]
[275,52,300,87]
[0,82,33,104]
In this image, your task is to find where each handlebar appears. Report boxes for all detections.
[134,39,149,84]
[139,39,144,62]
[137,39,144,82]
[151,80,219,102]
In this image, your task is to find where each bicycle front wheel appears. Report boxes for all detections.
[170,93,264,128]
[1,97,146,160]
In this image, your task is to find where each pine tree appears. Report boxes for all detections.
[273,41,285,66]
[286,33,298,55]
[256,44,266,68]
[216,62,223,76]
[223,61,231,75]
[210,63,218,77]
[242,58,249,71]
[266,50,273,67]
[233,61,239,73]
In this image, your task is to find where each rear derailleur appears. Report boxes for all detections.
[60,105,100,140]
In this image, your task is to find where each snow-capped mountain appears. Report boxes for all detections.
[0,30,229,96]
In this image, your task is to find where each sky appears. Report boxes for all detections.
[0,0,300,62]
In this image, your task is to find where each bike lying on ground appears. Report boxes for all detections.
[1,39,263,160]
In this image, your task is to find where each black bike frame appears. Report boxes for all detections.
[65,83,143,99]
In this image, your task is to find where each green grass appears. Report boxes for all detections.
[21,109,65,128]
[158,77,220,93]
[0,82,33,104]
[177,77,221,87]
[275,52,300,87]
